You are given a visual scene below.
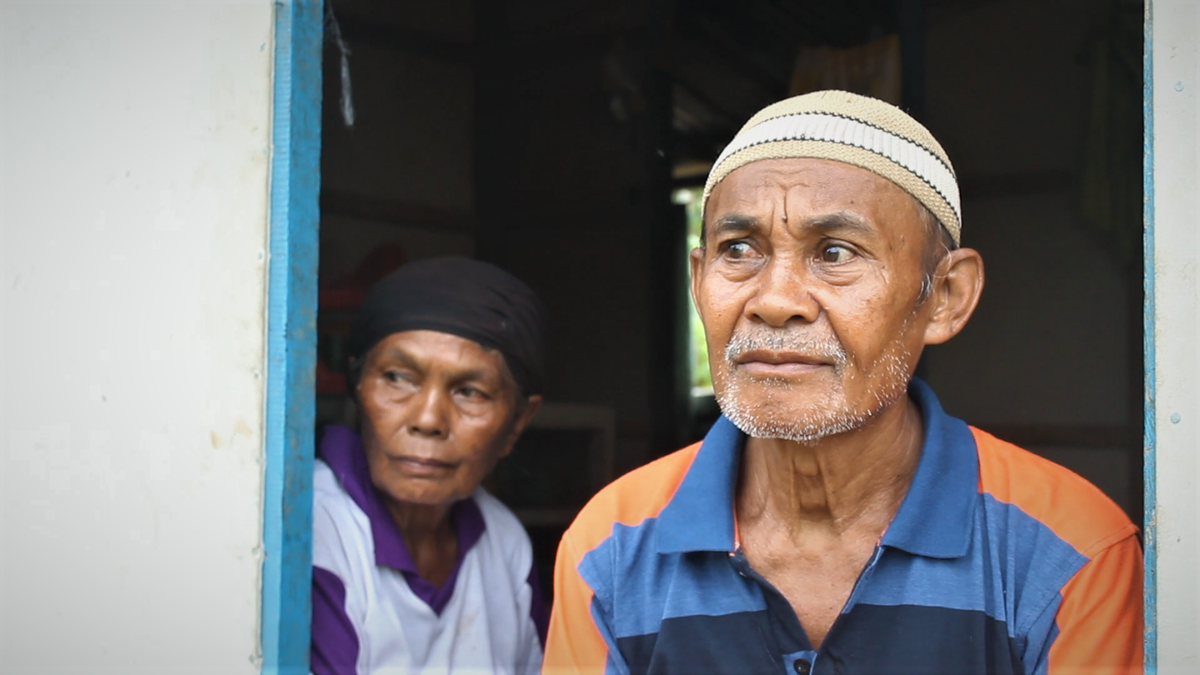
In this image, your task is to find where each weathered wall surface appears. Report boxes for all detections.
[1149,1,1199,671]
[1,3,274,672]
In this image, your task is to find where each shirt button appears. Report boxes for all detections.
[793,658,811,675]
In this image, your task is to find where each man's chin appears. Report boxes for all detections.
[715,377,838,412]
[725,408,866,442]
[714,381,874,443]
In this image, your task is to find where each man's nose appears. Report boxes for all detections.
[744,255,820,327]
[407,387,449,438]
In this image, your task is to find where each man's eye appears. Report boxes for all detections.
[383,370,409,384]
[819,244,854,263]
[723,241,753,259]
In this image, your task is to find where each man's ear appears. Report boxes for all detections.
[498,394,543,459]
[923,247,984,345]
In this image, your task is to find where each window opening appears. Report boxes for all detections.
[672,186,713,399]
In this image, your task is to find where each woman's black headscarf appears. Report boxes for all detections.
[345,256,548,396]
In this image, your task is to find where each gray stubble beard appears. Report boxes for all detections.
[715,326,913,444]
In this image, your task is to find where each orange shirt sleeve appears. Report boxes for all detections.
[1046,533,1144,675]
[542,443,701,675]
[542,531,615,675]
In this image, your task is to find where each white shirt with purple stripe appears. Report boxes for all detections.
[311,425,547,675]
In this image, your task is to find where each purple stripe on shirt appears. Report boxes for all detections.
[318,424,487,615]
[312,565,360,675]
[526,560,550,647]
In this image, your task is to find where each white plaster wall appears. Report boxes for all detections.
[1150,1,1200,672]
[1,3,273,673]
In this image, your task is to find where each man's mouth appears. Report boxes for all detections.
[733,349,831,376]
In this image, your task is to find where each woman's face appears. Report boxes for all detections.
[356,330,540,509]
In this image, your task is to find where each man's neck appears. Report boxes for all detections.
[735,395,925,538]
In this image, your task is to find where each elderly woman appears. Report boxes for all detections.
[311,257,549,675]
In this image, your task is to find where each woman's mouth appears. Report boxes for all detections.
[388,455,458,478]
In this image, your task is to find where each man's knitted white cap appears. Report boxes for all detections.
[701,90,962,245]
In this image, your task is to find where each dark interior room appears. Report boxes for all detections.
[313,0,1145,598]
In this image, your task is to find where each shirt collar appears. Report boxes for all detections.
[317,425,487,572]
[882,378,978,558]
[655,415,742,554]
[655,378,978,559]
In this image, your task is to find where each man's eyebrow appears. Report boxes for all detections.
[704,211,875,242]
[803,211,874,236]
[709,213,762,236]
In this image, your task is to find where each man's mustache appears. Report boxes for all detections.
[724,326,848,366]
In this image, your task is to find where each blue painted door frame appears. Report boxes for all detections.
[257,1,1162,673]
[263,1,323,673]
[1142,5,1156,672]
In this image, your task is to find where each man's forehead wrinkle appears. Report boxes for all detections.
[710,161,915,242]
[718,164,812,207]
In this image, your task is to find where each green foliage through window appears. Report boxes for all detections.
[673,187,713,398]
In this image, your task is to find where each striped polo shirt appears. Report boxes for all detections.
[544,380,1142,675]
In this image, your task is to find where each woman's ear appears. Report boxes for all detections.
[923,247,985,346]
[515,395,543,433]
[498,394,543,459]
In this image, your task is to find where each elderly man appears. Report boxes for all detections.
[544,91,1142,675]
[311,257,549,675]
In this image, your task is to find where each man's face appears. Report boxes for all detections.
[691,158,937,442]
[356,330,530,508]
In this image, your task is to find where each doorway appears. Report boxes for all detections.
[266,0,1157,671]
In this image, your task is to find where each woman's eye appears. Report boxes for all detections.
[819,244,854,263]
[456,386,488,401]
